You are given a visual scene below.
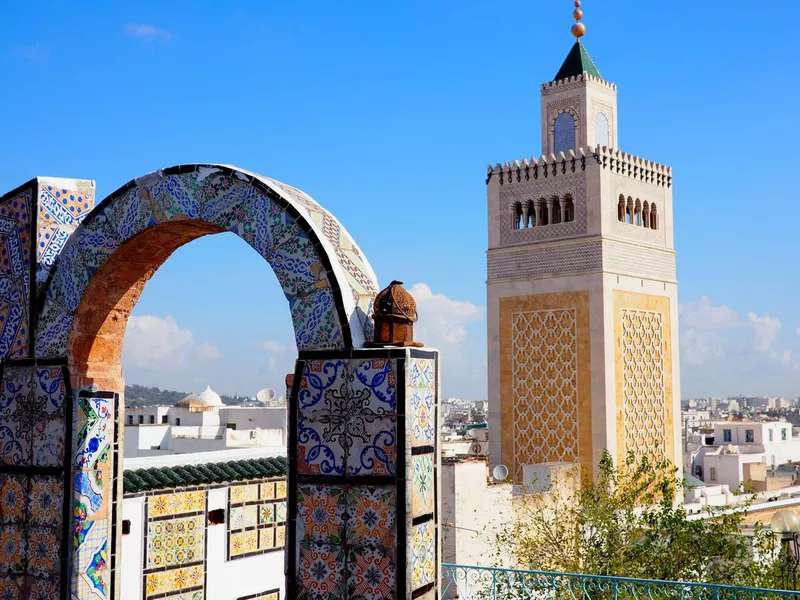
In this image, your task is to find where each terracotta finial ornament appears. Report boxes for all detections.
[365,280,424,348]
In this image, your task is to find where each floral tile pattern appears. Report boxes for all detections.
[410,522,436,590]
[297,485,346,544]
[346,487,395,548]
[346,416,396,477]
[411,454,435,517]
[347,547,395,600]
[72,517,109,600]
[0,367,34,466]
[148,491,205,519]
[74,396,111,470]
[146,515,205,569]
[34,166,381,356]
[298,543,346,600]
[228,477,288,560]
[409,388,436,448]
[0,476,26,524]
[144,565,204,598]
[28,475,62,527]
[74,466,108,522]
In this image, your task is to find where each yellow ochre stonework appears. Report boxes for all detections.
[499,292,592,481]
[613,291,674,466]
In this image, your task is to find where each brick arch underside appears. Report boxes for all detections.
[33,165,380,390]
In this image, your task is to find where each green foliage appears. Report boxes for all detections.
[492,450,780,588]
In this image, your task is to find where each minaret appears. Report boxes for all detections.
[486,2,681,483]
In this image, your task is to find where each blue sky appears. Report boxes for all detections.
[1,1,797,399]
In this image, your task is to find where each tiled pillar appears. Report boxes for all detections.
[288,348,440,599]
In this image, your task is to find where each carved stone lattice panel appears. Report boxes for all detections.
[499,173,587,244]
[511,309,579,480]
[620,309,666,461]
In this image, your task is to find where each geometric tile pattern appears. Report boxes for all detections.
[144,491,207,600]
[0,362,69,600]
[410,521,436,589]
[228,479,287,560]
[34,165,380,355]
[621,309,666,461]
[292,350,440,600]
[511,309,579,480]
[297,359,397,477]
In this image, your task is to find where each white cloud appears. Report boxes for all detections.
[125,24,172,40]
[262,340,292,353]
[747,312,781,352]
[123,315,221,370]
[679,296,740,329]
[410,283,483,346]
[681,328,726,366]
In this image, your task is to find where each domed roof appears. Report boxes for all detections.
[174,395,211,411]
[198,385,224,407]
[373,280,418,323]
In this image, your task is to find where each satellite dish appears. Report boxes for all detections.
[492,464,509,482]
[256,388,277,403]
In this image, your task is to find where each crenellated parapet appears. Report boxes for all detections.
[541,72,617,95]
[487,146,672,188]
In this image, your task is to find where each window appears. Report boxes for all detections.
[525,200,536,228]
[554,112,576,155]
[538,199,549,226]
[709,467,717,482]
[551,196,562,224]
[122,520,131,535]
[745,429,754,443]
[723,429,732,442]
[563,196,575,223]
[649,203,658,229]
[512,202,522,229]
[176,418,181,426]
[149,415,155,424]
[769,429,774,442]
[127,415,134,425]
[138,415,144,425]
[595,112,610,148]
[208,508,225,526]
[783,428,788,441]
[162,415,168,424]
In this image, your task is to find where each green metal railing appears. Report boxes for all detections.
[441,565,800,600]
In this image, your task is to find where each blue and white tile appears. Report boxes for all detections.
[346,416,396,477]
[298,359,348,418]
[349,359,397,416]
[297,417,346,476]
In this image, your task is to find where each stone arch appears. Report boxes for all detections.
[34,165,379,386]
[525,199,536,228]
[511,201,523,229]
[618,194,626,222]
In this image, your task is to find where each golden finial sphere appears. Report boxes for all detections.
[571,22,586,38]
[574,0,581,6]
[573,8,583,20]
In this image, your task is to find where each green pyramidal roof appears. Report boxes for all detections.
[553,41,602,82]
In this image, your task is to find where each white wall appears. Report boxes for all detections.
[121,496,145,600]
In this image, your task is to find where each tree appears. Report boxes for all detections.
[491,450,780,588]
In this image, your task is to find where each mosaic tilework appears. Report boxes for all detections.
[73,517,109,600]
[296,485,396,600]
[0,189,32,360]
[408,359,436,448]
[410,522,436,589]
[35,178,95,294]
[35,165,380,357]
[144,491,207,600]
[228,478,287,560]
[297,359,397,477]
[411,454,434,517]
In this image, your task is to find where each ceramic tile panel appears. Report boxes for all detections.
[297,543,346,600]
[28,475,62,527]
[227,477,288,560]
[74,396,111,470]
[148,491,205,519]
[0,525,25,574]
[146,515,204,569]
[298,359,348,418]
[0,475,26,524]
[0,366,34,466]
[0,189,32,360]
[297,485,346,544]
[275,526,286,547]
[408,358,435,389]
[74,467,108,522]
[345,487,395,548]
[297,416,346,476]
[411,454,435,518]
[346,416,396,477]
[349,358,397,416]
[35,179,95,294]
[275,481,287,499]
[144,564,204,598]
[410,522,436,590]
[72,517,109,600]
[347,546,395,600]
[409,387,436,448]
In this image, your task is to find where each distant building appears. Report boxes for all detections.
[124,386,286,458]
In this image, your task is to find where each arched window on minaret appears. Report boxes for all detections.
[643,201,651,229]
[563,195,575,222]
[525,200,536,228]
[596,112,610,148]
[634,199,642,226]
[649,203,658,229]
[512,202,523,229]
[554,113,576,155]
[538,198,549,226]
[618,195,626,222]
[625,197,634,224]
[551,195,562,224]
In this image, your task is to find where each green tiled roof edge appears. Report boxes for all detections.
[123,456,289,494]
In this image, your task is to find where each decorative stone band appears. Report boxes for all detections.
[487,146,672,188]
[487,239,677,282]
[541,72,618,94]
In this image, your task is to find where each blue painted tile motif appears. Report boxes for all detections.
[0,190,31,360]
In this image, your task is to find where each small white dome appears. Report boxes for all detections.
[197,385,224,407]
